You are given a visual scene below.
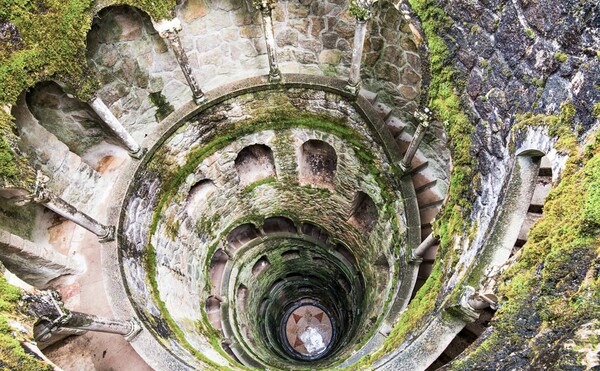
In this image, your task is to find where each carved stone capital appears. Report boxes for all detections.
[414,107,433,128]
[253,0,276,12]
[349,0,378,21]
[151,18,182,40]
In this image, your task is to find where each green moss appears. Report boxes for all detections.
[554,51,568,63]
[593,102,600,118]
[148,91,174,122]
[348,1,370,21]
[451,113,600,370]
[526,28,535,39]
[0,198,36,239]
[0,272,51,370]
[242,177,277,194]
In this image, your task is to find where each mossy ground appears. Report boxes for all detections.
[0,272,52,370]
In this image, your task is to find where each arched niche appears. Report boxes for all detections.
[25,82,112,163]
[226,223,261,253]
[206,295,222,331]
[300,222,329,243]
[209,248,229,293]
[252,256,270,277]
[186,179,217,213]
[334,243,357,266]
[299,139,337,189]
[281,250,300,261]
[348,191,378,233]
[237,284,249,312]
[263,216,296,235]
[234,144,276,187]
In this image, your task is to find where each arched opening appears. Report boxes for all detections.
[234,144,277,187]
[209,249,229,293]
[252,256,270,277]
[300,223,329,243]
[263,216,296,234]
[206,295,223,331]
[348,191,378,233]
[226,224,261,253]
[299,140,337,189]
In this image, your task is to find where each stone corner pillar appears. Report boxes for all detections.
[88,96,145,159]
[253,0,281,83]
[400,107,433,172]
[453,286,498,322]
[152,18,206,104]
[412,232,439,260]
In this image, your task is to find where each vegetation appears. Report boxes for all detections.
[0,272,51,370]
[348,0,477,366]
[452,121,600,370]
[0,0,177,190]
[554,51,568,63]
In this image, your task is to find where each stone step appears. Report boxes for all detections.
[416,188,443,208]
[385,115,406,139]
[372,101,392,121]
[420,205,441,226]
[415,179,438,194]
[418,199,444,211]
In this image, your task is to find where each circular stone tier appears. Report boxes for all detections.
[119,87,412,369]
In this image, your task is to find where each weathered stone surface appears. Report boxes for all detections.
[180,0,209,23]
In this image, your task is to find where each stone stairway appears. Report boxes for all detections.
[426,156,553,369]
[362,91,447,299]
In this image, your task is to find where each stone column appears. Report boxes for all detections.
[29,291,142,345]
[413,232,439,258]
[15,175,114,242]
[88,96,144,159]
[254,0,281,82]
[62,312,142,340]
[153,18,205,104]
[400,107,432,171]
[346,0,378,95]
[458,286,498,319]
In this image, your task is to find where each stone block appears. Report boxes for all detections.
[180,0,209,23]
[318,49,341,65]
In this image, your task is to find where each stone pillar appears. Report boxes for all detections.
[400,107,432,171]
[61,312,141,340]
[413,232,439,258]
[88,96,144,159]
[28,291,142,346]
[346,0,378,95]
[458,286,498,318]
[153,18,205,103]
[15,175,114,242]
[254,0,281,82]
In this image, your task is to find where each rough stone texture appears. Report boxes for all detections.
[87,6,183,141]
[0,229,81,288]
[363,2,423,116]
[26,82,111,156]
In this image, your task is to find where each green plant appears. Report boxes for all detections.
[554,51,568,63]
